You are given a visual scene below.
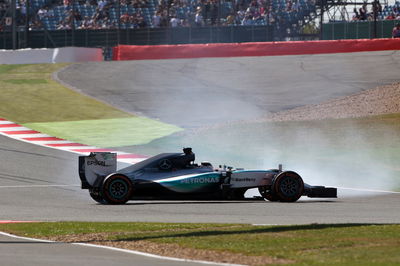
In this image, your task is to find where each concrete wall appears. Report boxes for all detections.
[0,47,103,64]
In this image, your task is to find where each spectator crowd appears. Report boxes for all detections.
[350,1,400,21]
[0,0,399,32]
[1,0,317,31]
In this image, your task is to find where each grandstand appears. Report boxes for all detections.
[1,0,318,31]
[1,0,399,49]
[320,0,399,22]
[380,0,400,19]
[1,0,400,29]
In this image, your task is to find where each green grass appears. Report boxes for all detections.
[0,63,132,123]
[0,64,26,74]
[1,222,399,265]
[3,78,47,84]
[24,117,182,147]
[0,64,182,146]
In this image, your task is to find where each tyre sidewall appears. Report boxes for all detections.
[102,174,133,204]
[273,171,304,202]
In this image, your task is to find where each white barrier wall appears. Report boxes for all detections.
[0,47,103,64]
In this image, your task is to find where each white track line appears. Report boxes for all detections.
[8,133,50,138]
[0,121,15,125]
[48,146,99,150]
[0,127,32,131]
[74,243,245,266]
[31,140,74,144]
[0,232,245,266]
[0,232,54,243]
[0,185,80,189]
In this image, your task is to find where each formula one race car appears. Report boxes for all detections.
[79,148,337,204]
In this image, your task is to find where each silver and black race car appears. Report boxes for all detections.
[79,148,337,204]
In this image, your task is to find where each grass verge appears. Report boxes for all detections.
[0,64,129,123]
[24,117,182,147]
[0,64,182,147]
[1,222,399,265]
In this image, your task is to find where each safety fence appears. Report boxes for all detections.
[322,20,400,40]
[3,22,398,50]
[1,26,281,50]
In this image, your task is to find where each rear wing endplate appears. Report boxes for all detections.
[79,152,117,189]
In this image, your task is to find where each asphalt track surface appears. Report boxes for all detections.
[1,134,399,224]
[58,50,400,128]
[0,233,210,266]
[1,50,400,265]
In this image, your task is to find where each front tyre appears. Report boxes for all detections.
[102,174,133,204]
[273,171,304,202]
[258,186,279,202]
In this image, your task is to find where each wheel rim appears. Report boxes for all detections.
[108,179,128,199]
[279,176,301,197]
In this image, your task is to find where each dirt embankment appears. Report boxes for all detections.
[46,233,290,265]
[265,82,400,122]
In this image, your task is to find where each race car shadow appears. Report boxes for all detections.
[122,199,338,205]
[124,200,267,205]
[296,200,338,203]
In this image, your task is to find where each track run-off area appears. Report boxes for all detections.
[1,45,400,265]
[1,49,400,223]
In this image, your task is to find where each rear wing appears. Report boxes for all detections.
[78,152,117,189]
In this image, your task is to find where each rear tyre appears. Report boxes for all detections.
[273,171,304,202]
[102,174,133,204]
[89,189,107,204]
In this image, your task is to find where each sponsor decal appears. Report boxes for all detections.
[180,177,219,184]
[87,160,107,166]
[232,177,256,182]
